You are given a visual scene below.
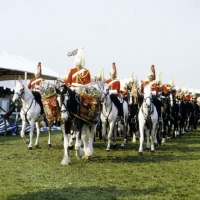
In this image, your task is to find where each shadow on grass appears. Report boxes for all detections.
[7,185,166,200]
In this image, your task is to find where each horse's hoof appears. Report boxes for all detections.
[112,144,117,149]
[150,150,155,153]
[121,145,125,149]
[69,146,74,150]
[146,148,150,151]
[48,144,52,147]
[106,148,110,151]
[154,143,158,147]
[28,147,32,150]
[138,152,143,156]
[34,144,39,148]
[83,155,91,160]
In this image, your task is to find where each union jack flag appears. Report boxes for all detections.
[67,48,78,57]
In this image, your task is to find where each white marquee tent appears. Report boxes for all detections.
[0,51,60,81]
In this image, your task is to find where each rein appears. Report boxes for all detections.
[141,97,154,119]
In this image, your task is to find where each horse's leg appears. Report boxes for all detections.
[138,124,144,156]
[106,122,115,151]
[161,121,166,144]
[20,120,28,144]
[120,123,126,149]
[101,122,107,146]
[27,120,35,150]
[83,124,95,159]
[47,121,52,147]
[34,122,41,148]
[69,131,74,150]
[75,130,85,159]
[150,124,157,153]
[60,123,71,165]
[145,129,150,150]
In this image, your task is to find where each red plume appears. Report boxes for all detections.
[151,65,156,80]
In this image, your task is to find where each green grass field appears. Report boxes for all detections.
[0,127,200,200]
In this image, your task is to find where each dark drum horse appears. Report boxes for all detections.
[168,90,181,138]
[56,82,102,165]
[126,82,142,143]
[176,93,188,136]
[159,90,172,144]
[188,98,200,131]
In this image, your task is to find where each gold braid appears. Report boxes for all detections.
[76,69,89,84]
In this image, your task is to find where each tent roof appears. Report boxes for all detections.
[0,51,60,80]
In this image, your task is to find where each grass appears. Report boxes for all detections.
[0,127,200,200]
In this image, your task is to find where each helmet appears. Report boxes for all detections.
[75,46,85,67]
[35,62,42,77]
[110,62,117,78]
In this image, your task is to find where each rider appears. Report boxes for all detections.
[64,46,91,90]
[140,65,163,123]
[105,62,124,125]
[28,62,44,115]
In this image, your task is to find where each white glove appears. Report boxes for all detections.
[109,90,118,95]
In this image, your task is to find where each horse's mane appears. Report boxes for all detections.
[63,85,79,114]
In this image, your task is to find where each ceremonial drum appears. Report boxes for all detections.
[40,81,59,122]
[78,82,103,123]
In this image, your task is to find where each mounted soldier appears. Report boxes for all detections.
[140,65,163,124]
[28,62,44,115]
[64,46,91,90]
[105,62,124,124]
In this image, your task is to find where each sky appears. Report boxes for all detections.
[0,0,200,90]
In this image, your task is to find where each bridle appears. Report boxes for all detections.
[101,89,113,119]
[141,94,154,119]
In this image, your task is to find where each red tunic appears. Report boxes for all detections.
[28,78,43,93]
[105,78,120,94]
[141,80,159,94]
[64,67,91,87]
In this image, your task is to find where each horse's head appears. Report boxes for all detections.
[12,79,24,104]
[143,85,152,108]
[101,85,109,103]
[55,83,70,121]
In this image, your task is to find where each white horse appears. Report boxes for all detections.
[138,84,158,155]
[12,78,52,149]
[100,86,129,151]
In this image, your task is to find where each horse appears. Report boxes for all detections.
[188,98,200,131]
[12,77,52,149]
[126,82,141,143]
[55,81,103,165]
[158,92,172,144]
[138,84,158,155]
[100,85,129,151]
[168,90,180,138]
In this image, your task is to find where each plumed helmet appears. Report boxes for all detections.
[148,65,156,80]
[129,72,134,82]
[168,77,174,88]
[191,89,196,98]
[75,46,85,67]
[110,62,117,78]
[156,72,162,84]
[176,83,182,93]
[35,62,42,77]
